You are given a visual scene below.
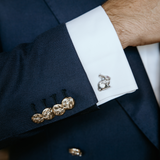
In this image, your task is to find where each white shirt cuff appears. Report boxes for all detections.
[66,6,138,106]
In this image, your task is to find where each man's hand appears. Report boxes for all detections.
[102,0,160,49]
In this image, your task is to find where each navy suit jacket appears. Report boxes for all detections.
[0,0,159,159]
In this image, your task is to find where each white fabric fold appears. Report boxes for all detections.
[66,6,138,106]
[137,44,160,105]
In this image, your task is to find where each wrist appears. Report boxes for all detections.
[102,1,140,49]
[105,12,130,49]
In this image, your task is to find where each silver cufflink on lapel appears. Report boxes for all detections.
[98,74,111,91]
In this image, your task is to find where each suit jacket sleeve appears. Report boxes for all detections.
[0,24,98,149]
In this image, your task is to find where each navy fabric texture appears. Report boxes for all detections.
[117,47,160,148]
[0,24,97,148]
[10,101,159,160]
[0,0,159,159]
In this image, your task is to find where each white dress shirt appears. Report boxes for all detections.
[137,44,160,105]
[66,6,160,106]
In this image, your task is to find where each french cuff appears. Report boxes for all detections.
[66,6,138,106]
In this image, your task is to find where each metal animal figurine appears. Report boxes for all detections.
[98,74,111,91]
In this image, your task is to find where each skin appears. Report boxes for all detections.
[102,0,160,49]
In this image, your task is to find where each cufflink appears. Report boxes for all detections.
[98,74,110,91]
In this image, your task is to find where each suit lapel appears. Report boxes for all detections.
[117,47,160,149]
[44,0,159,149]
